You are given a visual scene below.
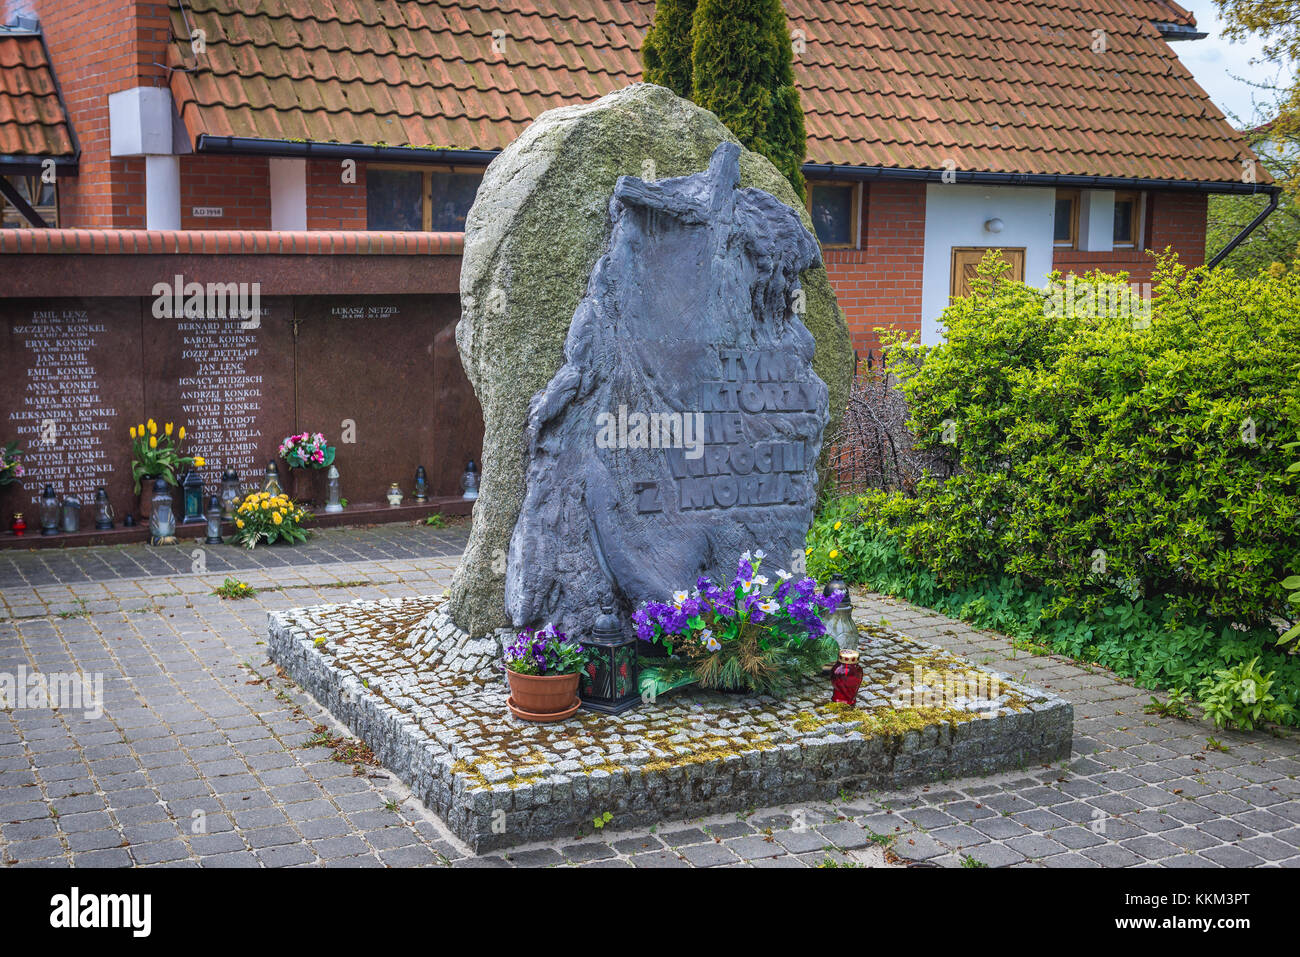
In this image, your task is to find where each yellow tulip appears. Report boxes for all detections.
[178,426,186,441]
[149,435,157,449]
[148,419,156,434]
[129,426,137,439]
[261,501,270,510]
[235,519,245,529]
[193,456,205,468]
[272,512,283,525]
[137,422,144,435]
[165,422,173,436]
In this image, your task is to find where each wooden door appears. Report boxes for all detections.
[950,247,1026,300]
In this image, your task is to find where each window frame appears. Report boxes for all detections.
[1112,190,1143,249]
[365,163,484,232]
[1053,189,1079,249]
[1,173,58,227]
[805,179,861,249]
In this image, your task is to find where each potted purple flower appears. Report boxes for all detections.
[503,624,587,722]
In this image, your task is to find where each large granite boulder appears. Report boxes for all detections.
[448,83,853,638]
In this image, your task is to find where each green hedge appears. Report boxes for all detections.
[808,253,1300,725]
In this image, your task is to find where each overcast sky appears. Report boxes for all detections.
[1173,2,1291,127]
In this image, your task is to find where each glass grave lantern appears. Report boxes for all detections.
[324,465,343,513]
[461,459,479,500]
[387,483,404,507]
[204,496,223,545]
[413,466,429,503]
[39,484,59,535]
[831,649,864,705]
[219,471,241,519]
[10,513,26,537]
[262,461,282,495]
[579,601,641,714]
[181,468,205,524]
[93,487,115,530]
[60,494,82,534]
[822,573,857,653]
[149,478,176,545]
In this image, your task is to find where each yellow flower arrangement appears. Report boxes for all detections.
[230,490,311,549]
[128,418,204,493]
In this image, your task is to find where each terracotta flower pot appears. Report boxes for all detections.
[506,670,580,722]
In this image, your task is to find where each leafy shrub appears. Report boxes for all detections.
[1197,658,1293,730]
[877,253,1300,625]
[808,253,1300,726]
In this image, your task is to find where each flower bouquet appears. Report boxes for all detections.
[633,550,841,697]
[503,625,587,721]
[0,441,24,486]
[231,491,310,549]
[279,432,336,469]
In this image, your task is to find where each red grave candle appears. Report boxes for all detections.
[10,513,26,537]
[831,649,864,705]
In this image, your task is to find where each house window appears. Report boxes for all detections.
[1053,190,1078,248]
[807,181,859,248]
[366,165,483,231]
[1113,191,1141,248]
[1,174,57,227]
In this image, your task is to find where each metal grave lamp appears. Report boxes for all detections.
[324,465,343,513]
[219,471,241,519]
[262,461,282,495]
[579,601,641,714]
[822,573,858,653]
[413,466,428,503]
[461,459,479,500]
[39,485,59,535]
[93,487,115,530]
[149,478,177,545]
[60,495,82,534]
[181,468,205,524]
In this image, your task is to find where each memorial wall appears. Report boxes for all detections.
[0,294,482,527]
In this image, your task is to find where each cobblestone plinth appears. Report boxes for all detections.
[268,595,1072,850]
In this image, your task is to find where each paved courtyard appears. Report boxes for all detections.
[2,523,1298,868]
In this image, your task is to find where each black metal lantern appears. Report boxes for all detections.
[181,468,205,524]
[204,495,223,544]
[39,484,59,535]
[579,601,641,714]
[413,466,428,503]
[461,459,479,500]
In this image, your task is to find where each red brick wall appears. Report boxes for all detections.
[9,0,156,226]
[824,181,925,362]
[179,154,270,229]
[307,158,367,230]
[1053,191,1207,284]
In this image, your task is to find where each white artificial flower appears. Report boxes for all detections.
[700,629,721,652]
[753,549,766,559]
[740,550,752,563]
[752,575,769,587]
[672,590,689,607]
[776,569,793,581]
[758,599,778,614]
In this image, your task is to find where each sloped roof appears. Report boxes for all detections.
[0,27,75,159]
[165,0,1259,184]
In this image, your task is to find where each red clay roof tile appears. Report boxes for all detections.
[0,30,74,159]
[165,0,1256,184]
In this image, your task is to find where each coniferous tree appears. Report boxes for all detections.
[689,0,807,200]
[642,0,698,97]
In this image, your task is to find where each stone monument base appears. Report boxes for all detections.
[268,596,1073,852]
